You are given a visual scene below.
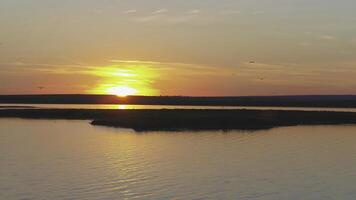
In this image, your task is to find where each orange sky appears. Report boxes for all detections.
[1,0,356,96]
[2,60,356,96]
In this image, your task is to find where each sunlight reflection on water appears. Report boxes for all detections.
[1,119,356,199]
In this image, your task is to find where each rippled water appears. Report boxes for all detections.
[1,119,356,199]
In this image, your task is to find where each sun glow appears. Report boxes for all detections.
[118,105,127,109]
[107,86,137,97]
[89,63,159,96]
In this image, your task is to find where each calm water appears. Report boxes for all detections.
[2,103,356,112]
[1,119,356,200]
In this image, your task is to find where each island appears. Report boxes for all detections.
[1,108,356,131]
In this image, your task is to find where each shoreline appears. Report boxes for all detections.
[2,109,356,131]
[2,94,356,108]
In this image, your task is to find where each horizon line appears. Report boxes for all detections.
[1,94,356,98]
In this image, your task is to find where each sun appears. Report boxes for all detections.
[89,64,159,96]
[106,86,137,97]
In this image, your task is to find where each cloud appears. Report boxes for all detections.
[186,9,201,14]
[4,60,356,82]
[130,8,229,24]
[134,14,199,24]
[134,9,169,23]
[0,60,224,78]
[0,62,96,75]
[319,35,337,41]
[123,9,137,14]
[133,11,214,24]
[3,60,356,95]
[109,60,223,75]
[134,14,163,22]
[152,9,168,14]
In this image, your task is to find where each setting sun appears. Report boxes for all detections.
[107,86,137,97]
[89,64,159,96]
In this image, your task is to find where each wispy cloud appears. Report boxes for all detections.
[134,14,199,24]
[134,14,162,22]
[152,9,168,14]
[186,9,201,14]
[132,9,212,24]
[3,59,356,95]
[319,35,337,41]
[109,60,223,75]
[0,60,221,76]
[123,9,137,14]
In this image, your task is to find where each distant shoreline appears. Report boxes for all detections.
[2,108,356,132]
[2,94,356,108]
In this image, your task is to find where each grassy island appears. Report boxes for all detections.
[1,108,356,131]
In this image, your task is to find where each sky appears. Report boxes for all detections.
[1,0,356,96]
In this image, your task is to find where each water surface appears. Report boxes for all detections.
[1,119,356,199]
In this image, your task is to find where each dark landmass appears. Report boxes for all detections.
[2,94,356,108]
[0,106,37,109]
[1,108,356,131]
